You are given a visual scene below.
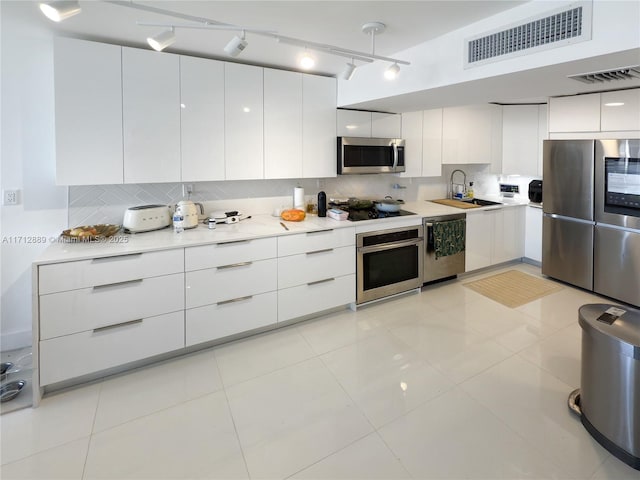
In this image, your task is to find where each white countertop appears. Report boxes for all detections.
[35,197,529,265]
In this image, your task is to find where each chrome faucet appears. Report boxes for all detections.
[450,169,467,199]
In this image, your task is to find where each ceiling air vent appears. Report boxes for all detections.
[465,2,592,68]
[568,66,640,84]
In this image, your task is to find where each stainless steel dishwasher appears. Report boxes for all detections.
[423,213,466,283]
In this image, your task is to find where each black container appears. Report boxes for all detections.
[317,191,327,217]
[528,180,543,203]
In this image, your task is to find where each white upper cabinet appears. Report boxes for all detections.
[422,108,443,177]
[548,93,600,132]
[337,110,371,137]
[264,69,303,179]
[180,56,225,182]
[225,63,264,180]
[400,111,423,178]
[442,104,502,164]
[400,109,442,177]
[501,105,545,177]
[371,112,402,138]
[54,38,123,185]
[302,74,337,178]
[337,110,400,138]
[600,89,640,132]
[122,48,181,183]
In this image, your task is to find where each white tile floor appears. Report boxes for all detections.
[2,263,640,479]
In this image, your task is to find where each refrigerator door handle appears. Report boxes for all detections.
[596,222,640,234]
[545,213,596,225]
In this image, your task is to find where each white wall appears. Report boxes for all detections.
[338,0,640,107]
[1,3,68,350]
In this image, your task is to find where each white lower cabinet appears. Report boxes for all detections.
[525,205,542,262]
[186,292,277,347]
[465,206,524,272]
[278,275,356,322]
[40,273,184,340]
[40,311,184,386]
[465,210,493,271]
[185,259,277,309]
[277,228,355,322]
[36,228,359,392]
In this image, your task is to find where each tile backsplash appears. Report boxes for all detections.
[68,165,497,226]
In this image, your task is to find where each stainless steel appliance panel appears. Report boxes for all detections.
[543,140,594,221]
[595,139,640,230]
[423,214,466,283]
[594,224,640,307]
[356,225,423,304]
[542,214,594,290]
[338,137,405,175]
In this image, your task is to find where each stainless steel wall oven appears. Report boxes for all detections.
[356,224,424,304]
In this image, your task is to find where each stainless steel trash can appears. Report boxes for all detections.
[574,304,640,470]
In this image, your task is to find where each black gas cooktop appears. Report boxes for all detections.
[328,200,417,222]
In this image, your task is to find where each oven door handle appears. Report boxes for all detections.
[358,238,423,254]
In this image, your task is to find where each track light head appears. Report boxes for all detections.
[147,28,175,52]
[224,34,248,57]
[340,62,357,81]
[384,62,400,80]
[299,52,315,70]
[39,1,81,22]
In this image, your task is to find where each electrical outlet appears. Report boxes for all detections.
[182,184,194,198]
[3,189,19,205]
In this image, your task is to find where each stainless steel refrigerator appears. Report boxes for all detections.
[542,140,595,290]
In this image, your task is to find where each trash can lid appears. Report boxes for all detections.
[579,304,640,358]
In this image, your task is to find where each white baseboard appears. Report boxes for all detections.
[1,330,32,352]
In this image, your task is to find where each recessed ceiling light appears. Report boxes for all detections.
[604,102,625,107]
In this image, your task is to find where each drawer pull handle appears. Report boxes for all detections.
[308,277,335,286]
[93,318,143,333]
[217,295,253,306]
[218,240,249,246]
[306,229,333,236]
[93,278,143,290]
[306,248,333,255]
[91,253,142,263]
[217,261,252,270]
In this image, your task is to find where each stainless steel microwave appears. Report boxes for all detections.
[337,137,405,174]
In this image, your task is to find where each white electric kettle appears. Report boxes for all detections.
[175,201,203,229]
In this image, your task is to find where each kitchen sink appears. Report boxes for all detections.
[466,198,502,206]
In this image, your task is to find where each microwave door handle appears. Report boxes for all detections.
[392,143,399,171]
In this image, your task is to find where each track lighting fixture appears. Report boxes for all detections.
[112,3,411,79]
[384,62,400,80]
[224,32,248,57]
[147,27,175,52]
[340,61,357,81]
[39,1,81,22]
[299,51,315,70]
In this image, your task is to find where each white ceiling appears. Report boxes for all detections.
[23,1,524,73]
[13,0,640,109]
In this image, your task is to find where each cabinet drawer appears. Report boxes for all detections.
[185,237,276,271]
[186,258,277,308]
[39,311,184,386]
[278,274,355,322]
[186,292,277,347]
[39,249,184,294]
[278,246,355,289]
[278,227,355,256]
[40,273,184,340]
